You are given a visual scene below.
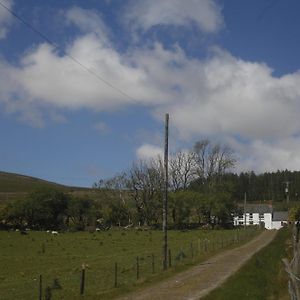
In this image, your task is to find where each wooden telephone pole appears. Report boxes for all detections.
[163,113,169,270]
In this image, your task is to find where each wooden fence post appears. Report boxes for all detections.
[136,256,139,280]
[80,263,85,295]
[114,262,118,288]
[152,254,155,274]
[39,274,42,300]
[168,249,172,267]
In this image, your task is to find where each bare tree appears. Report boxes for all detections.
[128,158,164,225]
[193,140,236,189]
[169,150,198,191]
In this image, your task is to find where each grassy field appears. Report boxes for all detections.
[202,228,290,300]
[0,228,259,300]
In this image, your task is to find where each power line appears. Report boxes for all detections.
[0,1,136,102]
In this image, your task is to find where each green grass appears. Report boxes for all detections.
[0,228,259,300]
[202,228,290,300]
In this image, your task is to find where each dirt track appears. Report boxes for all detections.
[118,230,277,300]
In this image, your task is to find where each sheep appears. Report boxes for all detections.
[51,231,59,235]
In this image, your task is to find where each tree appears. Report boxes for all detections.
[3,189,70,229]
[67,197,94,230]
[192,139,236,192]
[128,159,164,226]
[169,150,197,191]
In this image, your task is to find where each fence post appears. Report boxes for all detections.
[168,249,172,267]
[114,262,118,288]
[152,254,155,274]
[136,256,139,280]
[80,263,85,295]
[39,274,42,300]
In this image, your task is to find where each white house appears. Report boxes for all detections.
[272,211,289,230]
[233,204,288,230]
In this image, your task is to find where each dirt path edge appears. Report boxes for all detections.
[117,230,277,300]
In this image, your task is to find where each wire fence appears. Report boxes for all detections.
[283,223,300,300]
[0,228,258,300]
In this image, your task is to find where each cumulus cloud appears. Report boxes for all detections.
[230,138,300,173]
[2,33,300,144]
[65,6,110,45]
[3,3,300,173]
[123,0,223,33]
[0,0,14,39]
[136,144,163,160]
[163,50,300,141]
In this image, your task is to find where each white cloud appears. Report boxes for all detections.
[124,0,223,33]
[160,49,300,141]
[231,138,300,173]
[2,36,300,144]
[0,0,14,39]
[3,4,300,173]
[136,144,163,160]
[65,6,110,45]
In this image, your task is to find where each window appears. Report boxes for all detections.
[249,213,253,219]
[249,221,253,225]
[259,213,264,219]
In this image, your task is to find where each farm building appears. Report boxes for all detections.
[233,204,288,230]
[272,211,289,230]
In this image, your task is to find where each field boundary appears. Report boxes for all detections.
[117,230,277,300]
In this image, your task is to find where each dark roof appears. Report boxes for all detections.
[237,204,273,214]
[273,211,288,221]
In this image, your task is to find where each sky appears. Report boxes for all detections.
[1,0,300,187]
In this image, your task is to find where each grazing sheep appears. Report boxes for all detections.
[51,231,59,235]
[95,228,101,232]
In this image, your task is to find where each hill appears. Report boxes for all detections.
[0,171,92,204]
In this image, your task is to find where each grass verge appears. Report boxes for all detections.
[202,228,290,300]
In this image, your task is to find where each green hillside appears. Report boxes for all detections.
[0,171,94,204]
[0,171,69,193]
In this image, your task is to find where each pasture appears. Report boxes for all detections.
[0,228,259,300]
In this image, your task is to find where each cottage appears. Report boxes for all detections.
[272,211,288,230]
[233,204,288,230]
[233,204,273,229]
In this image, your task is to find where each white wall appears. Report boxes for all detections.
[233,213,272,229]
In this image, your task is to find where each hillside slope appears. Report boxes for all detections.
[0,171,93,204]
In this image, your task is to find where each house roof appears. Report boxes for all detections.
[237,204,273,214]
[273,211,288,221]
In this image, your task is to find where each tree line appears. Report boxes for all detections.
[2,139,298,231]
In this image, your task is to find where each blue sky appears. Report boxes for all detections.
[1,0,300,187]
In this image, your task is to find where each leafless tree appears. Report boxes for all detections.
[169,150,198,191]
[193,140,236,189]
[128,158,164,225]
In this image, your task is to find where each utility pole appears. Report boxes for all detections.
[283,181,291,206]
[244,192,247,230]
[163,113,169,271]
